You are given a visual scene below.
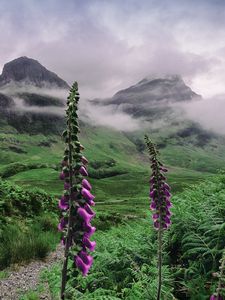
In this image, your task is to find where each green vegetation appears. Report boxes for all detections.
[0,180,57,224]
[0,120,225,299]
[0,270,9,279]
[19,292,40,300]
[40,174,225,299]
[0,220,59,269]
[0,121,222,203]
[0,179,59,269]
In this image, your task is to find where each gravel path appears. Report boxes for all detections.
[0,245,63,300]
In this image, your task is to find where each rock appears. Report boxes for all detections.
[0,244,63,299]
[0,57,70,89]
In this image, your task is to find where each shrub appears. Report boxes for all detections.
[0,221,59,269]
[0,162,49,178]
[0,180,57,223]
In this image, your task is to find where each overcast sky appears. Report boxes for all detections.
[0,0,225,98]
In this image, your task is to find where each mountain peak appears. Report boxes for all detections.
[0,56,70,89]
[137,74,182,85]
[112,75,201,104]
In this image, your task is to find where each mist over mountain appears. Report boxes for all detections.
[0,57,70,134]
[110,75,201,105]
[87,75,202,126]
[0,56,220,139]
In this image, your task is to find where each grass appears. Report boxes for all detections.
[0,270,9,279]
[19,291,40,300]
[8,167,211,219]
[0,216,60,270]
[19,285,46,300]
[37,174,225,299]
[9,168,62,195]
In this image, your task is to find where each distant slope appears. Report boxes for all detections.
[0,57,69,134]
[92,75,201,120]
[0,57,224,202]
[111,75,201,104]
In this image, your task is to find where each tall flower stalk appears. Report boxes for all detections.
[210,251,225,300]
[145,135,172,300]
[58,82,96,299]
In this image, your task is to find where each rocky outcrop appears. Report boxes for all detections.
[0,56,70,89]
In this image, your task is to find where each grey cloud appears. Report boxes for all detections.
[0,0,225,100]
[174,95,225,135]
[79,100,146,131]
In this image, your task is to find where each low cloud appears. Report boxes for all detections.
[0,0,225,99]
[11,96,65,116]
[1,83,68,116]
[175,95,225,135]
[2,80,225,135]
[1,82,68,100]
[79,100,145,131]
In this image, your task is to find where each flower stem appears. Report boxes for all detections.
[61,118,74,300]
[217,252,225,299]
[157,227,163,300]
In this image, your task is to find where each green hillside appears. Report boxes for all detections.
[1,121,224,207]
[34,174,225,299]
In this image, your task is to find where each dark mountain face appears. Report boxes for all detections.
[0,56,70,89]
[0,93,15,108]
[0,56,69,134]
[111,75,201,105]
[93,75,202,121]
[0,56,202,134]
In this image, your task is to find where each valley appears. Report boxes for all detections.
[0,56,224,299]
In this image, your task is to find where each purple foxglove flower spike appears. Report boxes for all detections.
[150,201,156,210]
[163,189,171,197]
[61,160,68,167]
[84,203,95,216]
[77,207,94,224]
[152,213,159,220]
[145,134,173,300]
[58,217,68,231]
[165,198,172,208]
[210,251,225,300]
[88,199,95,206]
[64,182,70,190]
[75,256,91,276]
[150,189,157,198]
[59,172,66,180]
[150,177,155,184]
[210,295,223,300]
[160,167,168,172]
[163,183,171,190]
[165,209,172,217]
[58,197,69,210]
[82,235,96,252]
[83,223,96,237]
[59,83,96,297]
[81,156,89,165]
[82,178,92,190]
[79,166,88,176]
[78,250,93,265]
[81,188,95,202]
[154,220,160,229]
[145,135,172,230]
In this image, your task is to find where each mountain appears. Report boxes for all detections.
[1,57,225,206]
[0,57,70,134]
[111,75,201,105]
[0,57,202,134]
[0,56,70,89]
[92,75,201,120]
